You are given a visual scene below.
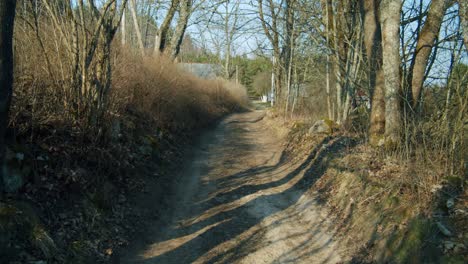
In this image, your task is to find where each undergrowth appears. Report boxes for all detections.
[1,25,248,262]
[279,117,467,264]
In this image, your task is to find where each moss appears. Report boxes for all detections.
[446,176,463,187]
[369,133,385,147]
[386,217,432,263]
[290,121,308,134]
[323,119,338,133]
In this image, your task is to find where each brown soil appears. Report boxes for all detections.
[114,110,347,263]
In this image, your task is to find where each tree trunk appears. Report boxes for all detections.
[0,0,16,192]
[121,8,126,45]
[129,0,145,56]
[143,2,153,48]
[323,0,333,120]
[224,2,231,79]
[458,0,468,50]
[284,0,296,112]
[380,0,403,145]
[167,0,192,59]
[410,0,451,109]
[259,0,282,105]
[361,0,386,145]
[154,0,179,55]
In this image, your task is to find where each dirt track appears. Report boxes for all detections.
[117,110,346,264]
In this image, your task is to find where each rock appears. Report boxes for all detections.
[446,198,454,209]
[2,148,33,193]
[431,184,443,193]
[2,166,24,193]
[308,120,336,135]
[110,119,121,140]
[437,222,453,237]
[105,248,113,256]
[15,153,25,161]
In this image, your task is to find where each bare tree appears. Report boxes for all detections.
[121,4,126,45]
[320,0,334,120]
[258,0,282,104]
[380,0,403,145]
[43,0,128,127]
[154,0,180,55]
[458,0,468,50]
[320,0,362,123]
[361,0,385,145]
[129,0,145,56]
[409,0,452,109]
[284,0,297,115]
[167,0,193,59]
[223,0,242,79]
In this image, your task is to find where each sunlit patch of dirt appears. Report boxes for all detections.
[117,110,348,264]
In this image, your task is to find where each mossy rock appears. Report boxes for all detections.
[308,119,338,135]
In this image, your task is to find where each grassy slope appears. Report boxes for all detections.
[272,113,467,264]
[1,51,248,263]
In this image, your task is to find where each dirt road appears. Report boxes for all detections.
[117,110,346,264]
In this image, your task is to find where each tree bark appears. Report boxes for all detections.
[361,0,386,145]
[284,0,296,111]
[154,0,179,55]
[380,0,403,145]
[410,0,451,109]
[121,7,126,45]
[167,0,192,59]
[458,0,468,50]
[321,0,333,120]
[0,0,16,191]
[129,0,145,56]
[259,0,282,105]
[224,1,231,79]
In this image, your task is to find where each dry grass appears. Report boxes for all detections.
[111,49,248,133]
[8,26,249,192]
[5,17,249,262]
[282,125,466,263]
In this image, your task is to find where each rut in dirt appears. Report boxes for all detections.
[117,110,349,264]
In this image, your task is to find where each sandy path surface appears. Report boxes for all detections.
[117,110,345,264]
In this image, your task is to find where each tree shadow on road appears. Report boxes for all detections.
[116,130,356,263]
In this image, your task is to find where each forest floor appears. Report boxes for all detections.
[114,109,349,264]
